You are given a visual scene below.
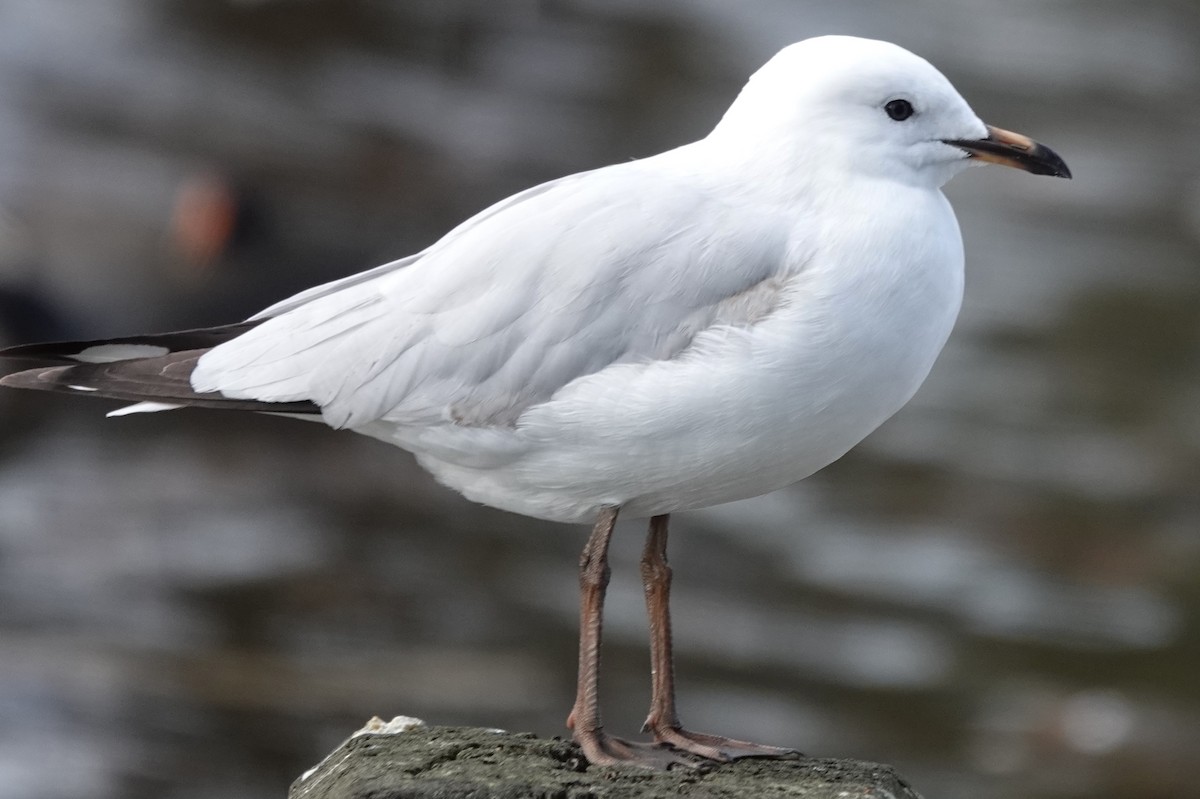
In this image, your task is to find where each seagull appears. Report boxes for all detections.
[0,35,1069,769]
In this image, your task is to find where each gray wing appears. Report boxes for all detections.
[192,161,794,429]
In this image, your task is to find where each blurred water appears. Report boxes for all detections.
[0,2,1197,799]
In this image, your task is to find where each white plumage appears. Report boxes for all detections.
[0,34,1070,767]
[182,36,994,522]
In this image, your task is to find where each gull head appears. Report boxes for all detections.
[711,36,1070,189]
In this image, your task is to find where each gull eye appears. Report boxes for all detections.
[885,99,914,121]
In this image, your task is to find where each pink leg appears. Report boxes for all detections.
[566,507,695,769]
[639,514,798,761]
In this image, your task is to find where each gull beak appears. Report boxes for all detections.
[944,125,1071,179]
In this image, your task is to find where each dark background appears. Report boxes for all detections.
[0,2,1197,798]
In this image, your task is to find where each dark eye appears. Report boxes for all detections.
[884,99,914,121]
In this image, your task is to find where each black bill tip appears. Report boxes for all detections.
[945,124,1071,179]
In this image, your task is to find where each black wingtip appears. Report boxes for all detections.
[1,348,321,415]
[0,321,262,365]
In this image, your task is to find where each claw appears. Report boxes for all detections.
[573,729,702,770]
[649,724,800,762]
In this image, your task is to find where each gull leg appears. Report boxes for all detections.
[566,506,695,769]
[640,513,799,761]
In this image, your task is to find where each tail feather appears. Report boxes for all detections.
[0,323,320,415]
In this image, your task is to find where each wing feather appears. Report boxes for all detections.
[193,160,796,429]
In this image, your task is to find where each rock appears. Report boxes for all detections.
[290,717,924,799]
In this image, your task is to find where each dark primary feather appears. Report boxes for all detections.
[0,322,259,364]
[0,322,320,414]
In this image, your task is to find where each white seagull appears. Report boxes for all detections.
[0,36,1069,768]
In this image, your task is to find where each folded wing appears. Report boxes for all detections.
[192,162,793,429]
